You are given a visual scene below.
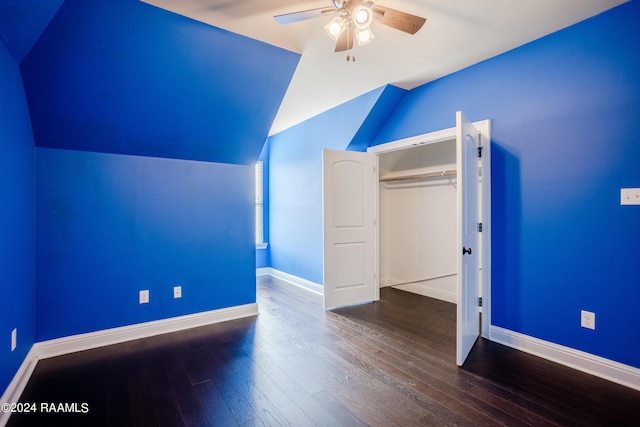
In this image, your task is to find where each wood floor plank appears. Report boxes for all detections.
[327,335,507,427]
[128,373,160,427]
[214,370,290,426]
[153,391,185,427]
[7,276,640,427]
[210,371,259,425]
[238,343,348,427]
[193,380,237,426]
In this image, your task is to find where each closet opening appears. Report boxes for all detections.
[323,113,491,365]
[378,139,460,304]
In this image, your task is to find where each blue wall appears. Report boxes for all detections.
[1,0,298,396]
[20,0,299,165]
[267,86,395,284]
[36,148,256,341]
[0,41,36,393]
[2,0,637,399]
[0,0,64,63]
[374,1,640,367]
[346,85,406,152]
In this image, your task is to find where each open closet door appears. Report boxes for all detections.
[456,111,481,366]
[323,149,379,310]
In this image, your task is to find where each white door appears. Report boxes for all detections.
[323,149,379,309]
[456,111,481,366]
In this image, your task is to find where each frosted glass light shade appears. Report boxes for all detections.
[325,17,346,41]
[352,5,373,29]
[355,27,375,45]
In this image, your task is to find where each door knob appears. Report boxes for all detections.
[462,247,472,255]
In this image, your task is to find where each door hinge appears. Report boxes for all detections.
[478,297,483,307]
[478,222,483,232]
[478,146,483,158]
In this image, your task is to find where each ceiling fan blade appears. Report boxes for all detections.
[372,5,426,35]
[274,7,337,25]
[335,29,353,52]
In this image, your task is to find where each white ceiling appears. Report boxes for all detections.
[141,0,626,135]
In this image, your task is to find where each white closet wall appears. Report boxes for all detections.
[379,140,458,303]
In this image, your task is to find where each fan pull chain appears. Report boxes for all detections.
[346,23,355,62]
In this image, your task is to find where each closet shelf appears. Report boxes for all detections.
[379,169,456,183]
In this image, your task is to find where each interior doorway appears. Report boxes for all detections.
[323,112,491,365]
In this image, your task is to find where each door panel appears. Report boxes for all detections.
[323,149,378,309]
[456,111,481,366]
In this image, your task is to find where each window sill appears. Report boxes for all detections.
[256,243,268,250]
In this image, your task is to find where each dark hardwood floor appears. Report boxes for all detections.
[8,275,640,426]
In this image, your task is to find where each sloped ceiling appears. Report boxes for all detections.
[0,0,64,63]
[18,0,299,165]
[6,0,629,164]
[142,0,629,135]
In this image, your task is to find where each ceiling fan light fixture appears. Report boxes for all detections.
[352,4,373,29]
[355,27,375,45]
[324,16,346,41]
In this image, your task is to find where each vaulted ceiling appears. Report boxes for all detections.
[141,0,628,134]
[0,0,628,163]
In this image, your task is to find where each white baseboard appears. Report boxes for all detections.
[0,347,39,427]
[37,303,259,360]
[0,303,259,426]
[256,267,271,276]
[490,325,640,392]
[384,275,457,304]
[260,267,323,295]
[392,283,456,304]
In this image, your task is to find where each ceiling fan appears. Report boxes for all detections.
[275,0,426,58]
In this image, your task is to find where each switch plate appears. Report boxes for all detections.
[11,328,16,352]
[139,290,149,304]
[621,188,640,205]
[173,286,182,299]
[581,310,595,330]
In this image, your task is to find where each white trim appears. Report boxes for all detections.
[490,325,640,392]
[0,303,259,426]
[367,127,458,154]
[36,303,258,360]
[477,119,491,339]
[392,283,457,304]
[383,274,457,304]
[260,267,323,295]
[368,119,492,340]
[0,347,39,427]
[256,267,271,276]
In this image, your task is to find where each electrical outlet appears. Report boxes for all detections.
[139,290,149,304]
[173,286,182,299]
[581,310,595,330]
[621,188,640,205]
[11,328,17,352]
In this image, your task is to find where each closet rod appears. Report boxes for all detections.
[379,169,456,183]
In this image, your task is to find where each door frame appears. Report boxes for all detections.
[367,119,492,340]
